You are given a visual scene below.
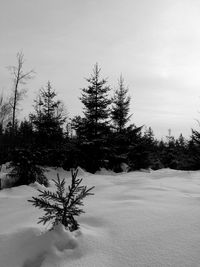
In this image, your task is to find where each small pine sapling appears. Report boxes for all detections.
[28,168,95,231]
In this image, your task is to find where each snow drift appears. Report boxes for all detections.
[0,167,200,266]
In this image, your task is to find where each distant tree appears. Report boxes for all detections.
[142,127,162,169]
[160,129,178,169]
[30,82,66,147]
[17,119,34,146]
[111,75,131,133]
[166,129,176,147]
[157,134,189,171]
[191,128,200,147]
[80,63,111,140]
[143,127,156,149]
[8,52,34,134]
[175,134,186,150]
[65,121,72,139]
[0,93,11,130]
[9,149,48,187]
[188,129,200,169]
[71,115,87,141]
[143,126,154,139]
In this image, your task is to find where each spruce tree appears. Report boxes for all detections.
[111,75,131,133]
[71,115,87,141]
[80,63,111,140]
[189,129,200,169]
[30,82,66,147]
[28,169,95,231]
[18,119,34,146]
[9,149,48,187]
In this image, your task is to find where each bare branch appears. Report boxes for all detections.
[7,52,35,134]
[0,92,12,128]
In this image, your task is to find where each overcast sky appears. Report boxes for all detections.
[1,0,200,138]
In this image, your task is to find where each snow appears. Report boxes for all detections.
[0,167,200,266]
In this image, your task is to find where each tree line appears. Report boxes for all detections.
[1,53,200,175]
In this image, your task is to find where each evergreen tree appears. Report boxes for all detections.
[188,129,200,169]
[71,115,87,141]
[111,75,131,133]
[28,169,95,231]
[80,63,111,140]
[30,82,66,147]
[143,127,157,152]
[9,149,48,187]
[163,129,177,168]
[17,119,34,147]
[191,128,200,147]
[142,127,162,169]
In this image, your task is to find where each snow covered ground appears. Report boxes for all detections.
[0,167,200,267]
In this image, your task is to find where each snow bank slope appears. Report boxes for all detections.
[0,168,200,267]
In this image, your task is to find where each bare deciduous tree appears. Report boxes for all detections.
[8,52,34,133]
[0,92,11,129]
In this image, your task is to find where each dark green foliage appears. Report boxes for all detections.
[9,149,48,187]
[80,140,105,173]
[2,63,200,173]
[62,140,105,173]
[105,124,145,171]
[16,120,34,147]
[28,169,95,231]
[111,75,131,133]
[30,82,66,148]
[80,63,111,140]
[127,126,149,170]
[32,148,67,167]
[71,116,87,142]
[155,132,193,170]
[185,130,200,169]
[141,127,162,170]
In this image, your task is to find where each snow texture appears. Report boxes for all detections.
[0,166,200,266]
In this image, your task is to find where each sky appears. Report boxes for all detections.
[1,0,200,138]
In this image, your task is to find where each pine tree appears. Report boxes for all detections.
[188,129,200,169]
[28,169,95,231]
[80,63,111,140]
[191,129,200,147]
[71,115,87,141]
[111,75,131,133]
[18,119,34,146]
[30,82,66,147]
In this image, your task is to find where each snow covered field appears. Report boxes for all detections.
[0,167,200,267]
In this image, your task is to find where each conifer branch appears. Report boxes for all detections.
[28,168,95,231]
